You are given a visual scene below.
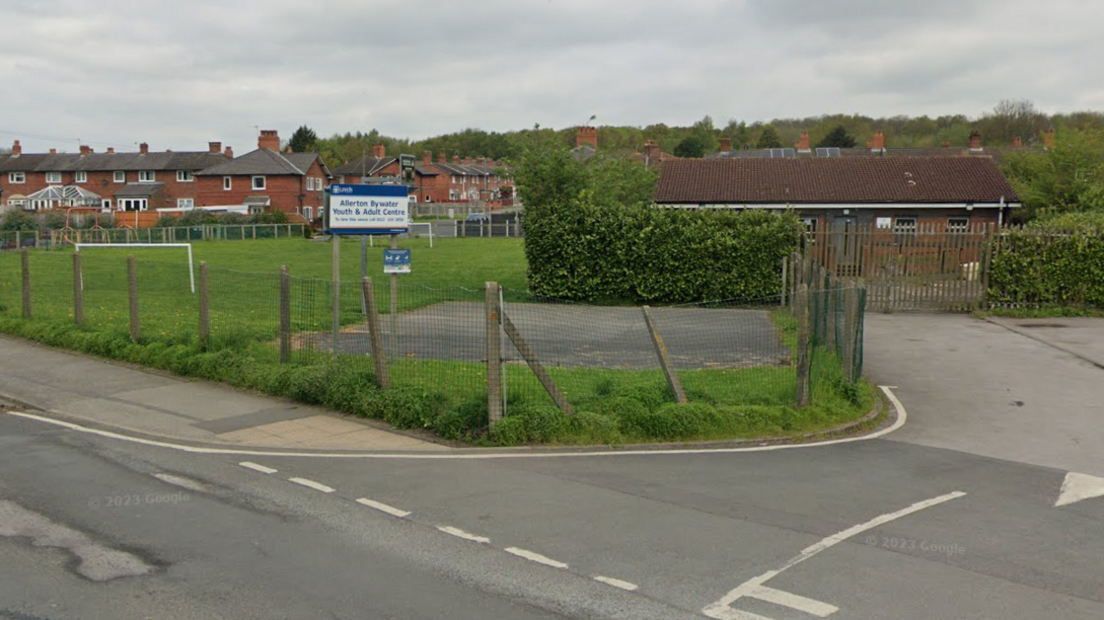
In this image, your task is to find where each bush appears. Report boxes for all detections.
[37,211,67,231]
[218,212,250,225]
[989,227,1104,309]
[179,210,217,226]
[1,210,37,232]
[155,214,179,228]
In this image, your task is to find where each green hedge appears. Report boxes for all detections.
[525,203,801,303]
[988,228,1104,308]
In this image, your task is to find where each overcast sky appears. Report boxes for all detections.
[2,0,1102,154]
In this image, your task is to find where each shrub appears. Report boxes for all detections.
[218,212,250,225]
[1,210,37,232]
[179,210,217,226]
[37,210,67,231]
[988,227,1104,309]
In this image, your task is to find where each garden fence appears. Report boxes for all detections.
[0,223,308,251]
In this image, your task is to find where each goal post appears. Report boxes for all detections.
[74,243,195,294]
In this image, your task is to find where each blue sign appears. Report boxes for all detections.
[383,249,411,274]
[327,184,410,235]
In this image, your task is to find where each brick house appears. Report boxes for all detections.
[0,139,231,214]
[653,156,1021,233]
[194,130,331,222]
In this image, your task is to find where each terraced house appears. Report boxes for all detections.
[0,139,232,213]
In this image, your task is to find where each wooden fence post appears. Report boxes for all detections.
[21,248,31,319]
[486,282,503,426]
[642,306,688,404]
[279,266,291,363]
[73,252,84,325]
[362,277,390,389]
[980,225,994,310]
[127,255,140,342]
[795,284,811,408]
[500,310,574,415]
[781,255,789,307]
[198,262,210,349]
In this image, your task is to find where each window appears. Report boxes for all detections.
[223,176,232,191]
[306,177,314,191]
[316,177,323,190]
[303,206,313,221]
[893,217,918,239]
[114,171,125,183]
[947,217,970,233]
[138,170,155,183]
[802,217,818,243]
[9,172,25,183]
[409,195,417,204]
[177,198,194,209]
[46,172,62,184]
[119,198,148,212]
[101,199,111,210]
[424,195,432,203]
[451,175,458,184]
[75,171,88,184]
[251,176,266,190]
[177,170,194,182]
[449,190,459,201]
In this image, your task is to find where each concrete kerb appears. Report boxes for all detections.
[983,316,1104,370]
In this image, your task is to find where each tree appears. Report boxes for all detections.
[1002,129,1104,220]
[979,99,1048,145]
[673,136,706,158]
[0,210,37,232]
[756,126,783,149]
[288,125,319,152]
[815,125,857,149]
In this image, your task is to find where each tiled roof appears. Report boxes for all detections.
[332,156,396,176]
[114,183,165,197]
[197,149,306,176]
[0,151,228,172]
[653,157,1020,204]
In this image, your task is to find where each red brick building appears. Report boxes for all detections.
[194,130,331,221]
[0,139,231,213]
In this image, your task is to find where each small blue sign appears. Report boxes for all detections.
[327,184,410,236]
[383,249,411,274]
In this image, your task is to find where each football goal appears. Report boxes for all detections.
[74,243,195,293]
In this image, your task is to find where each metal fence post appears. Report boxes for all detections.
[279,265,291,363]
[127,255,140,342]
[21,248,31,319]
[486,281,503,426]
[73,252,84,325]
[795,284,811,408]
[198,262,210,349]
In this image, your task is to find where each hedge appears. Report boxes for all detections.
[524,201,801,303]
[988,228,1104,309]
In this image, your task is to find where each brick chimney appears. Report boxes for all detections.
[941,140,950,148]
[373,143,385,158]
[478,157,486,167]
[719,137,732,152]
[49,148,57,155]
[11,140,20,156]
[1012,136,1023,148]
[209,141,222,153]
[423,150,432,165]
[453,154,460,164]
[576,126,598,148]
[107,147,115,154]
[795,131,811,153]
[139,142,149,155]
[258,129,280,151]
[463,156,472,166]
[224,146,233,158]
[1043,129,1056,149]
[644,140,662,163]
[438,151,446,164]
[869,130,886,152]
[968,131,982,151]
[80,145,91,156]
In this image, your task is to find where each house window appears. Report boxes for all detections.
[9,172,25,183]
[75,171,88,184]
[138,170,155,183]
[177,170,194,182]
[893,217,918,238]
[424,195,432,203]
[223,176,232,191]
[303,206,313,220]
[802,217,818,243]
[449,190,459,201]
[101,199,111,210]
[409,195,417,204]
[177,198,194,209]
[451,175,458,184]
[46,172,62,184]
[316,177,323,190]
[114,171,125,183]
[947,217,970,233]
[119,198,148,212]
[252,176,266,190]
[306,177,314,191]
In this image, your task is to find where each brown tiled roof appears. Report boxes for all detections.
[653,157,1019,204]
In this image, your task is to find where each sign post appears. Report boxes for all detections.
[325,184,411,357]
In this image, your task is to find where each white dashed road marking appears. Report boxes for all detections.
[436,526,490,544]
[593,576,639,591]
[505,547,569,569]
[239,461,278,474]
[288,477,335,493]
[355,498,411,518]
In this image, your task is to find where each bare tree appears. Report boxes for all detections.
[980,99,1049,145]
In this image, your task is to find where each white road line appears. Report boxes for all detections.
[238,461,277,474]
[1055,472,1104,507]
[355,498,411,518]
[593,576,639,591]
[505,547,569,569]
[750,585,838,617]
[4,388,905,460]
[288,477,335,493]
[436,526,490,544]
[702,489,967,619]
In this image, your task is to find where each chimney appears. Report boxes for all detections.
[49,148,57,155]
[258,129,280,151]
[1012,136,1023,148]
[968,131,983,151]
[107,147,115,154]
[1043,129,1056,149]
[438,151,446,164]
[80,145,91,156]
[11,140,21,156]
[941,140,950,148]
[719,137,732,152]
[795,131,811,153]
[372,143,385,158]
[463,156,472,166]
[209,141,222,153]
[224,146,233,158]
[285,146,292,153]
[575,126,598,148]
[478,157,486,167]
[644,140,662,163]
[869,130,886,152]
[453,154,460,164]
[423,150,432,165]
[139,142,149,155]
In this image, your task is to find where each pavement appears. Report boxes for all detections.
[0,335,445,452]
